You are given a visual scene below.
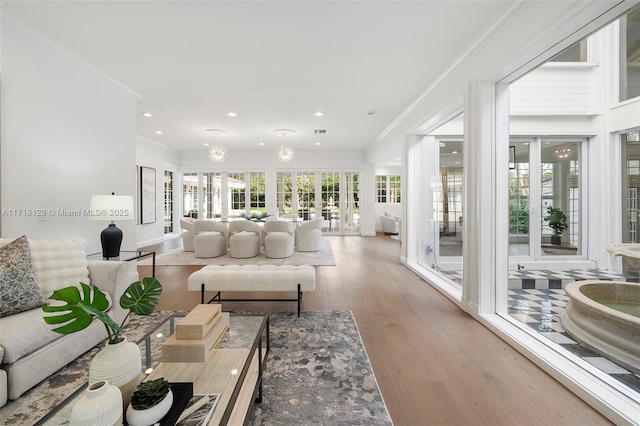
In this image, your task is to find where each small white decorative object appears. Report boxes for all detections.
[89,336,143,408]
[69,380,123,426]
[126,389,173,426]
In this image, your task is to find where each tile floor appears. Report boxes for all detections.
[508,288,640,394]
[439,268,640,395]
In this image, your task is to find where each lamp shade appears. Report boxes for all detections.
[89,195,135,221]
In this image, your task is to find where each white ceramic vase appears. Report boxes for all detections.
[126,389,174,426]
[89,336,143,408]
[69,380,123,426]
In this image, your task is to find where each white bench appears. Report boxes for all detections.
[187,264,316,316]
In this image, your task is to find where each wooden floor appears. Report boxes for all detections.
[138,234,611,425]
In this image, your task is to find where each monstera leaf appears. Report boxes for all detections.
[42,283,122,335]
[120,277,162,316]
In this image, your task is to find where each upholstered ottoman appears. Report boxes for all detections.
[194,231,227,258]
[187,264,316,316]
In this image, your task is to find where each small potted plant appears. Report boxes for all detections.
[544,206,568,245]
[126,378,173,426]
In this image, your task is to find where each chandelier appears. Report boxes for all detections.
[208,145,227,163]
[277,144,295,163]
[555,148,571,159]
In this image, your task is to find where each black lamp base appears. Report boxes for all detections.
[101,223,123,258]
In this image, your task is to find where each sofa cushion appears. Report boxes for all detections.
[22,239,89,299]
[0,236,44,318]
[0,289,113,365]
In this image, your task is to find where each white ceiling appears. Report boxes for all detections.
[2,1,513,155]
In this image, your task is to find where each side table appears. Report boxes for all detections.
[87,250,156,278]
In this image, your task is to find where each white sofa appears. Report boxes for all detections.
[380,212,400,235]
[0,238,137,407]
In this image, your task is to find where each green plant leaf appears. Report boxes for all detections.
[42,283,121,335]
[120,277,162,315]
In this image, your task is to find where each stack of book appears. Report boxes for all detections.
[161,304,229,362]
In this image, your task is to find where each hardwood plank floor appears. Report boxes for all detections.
[138,234,611,425]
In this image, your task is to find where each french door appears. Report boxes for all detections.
[509,138,585,263]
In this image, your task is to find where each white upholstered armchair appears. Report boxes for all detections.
[228,220,262,258]
[264,221,295,258]
[295,217,323,252]
[180,218,197,251]
[194,221,228,258]
[380,213,400,235]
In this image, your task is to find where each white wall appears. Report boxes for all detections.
[1,17,138,254]
[136,135,180,247]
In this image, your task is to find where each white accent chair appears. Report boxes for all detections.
[194,221,228,258]
[228,221,262,258]
[295,217,323,252]
[180,218,197,251]
[380,212,400,235]
[264,221,295,258]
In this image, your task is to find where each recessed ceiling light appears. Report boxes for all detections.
[204,142,210,146]
[314,112,323,117]
[205,129,228,136]
[452,150,458,154]
[315,142,321,146]
[227,112,238,117]
[141,112,152,117]
[259,142,264,146]
[155,130,163,135]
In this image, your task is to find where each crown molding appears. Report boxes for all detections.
[2,13,141,98]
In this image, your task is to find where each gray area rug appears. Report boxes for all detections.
[0,310,391,425]
[249,311,392,425]
[138,238,336,266]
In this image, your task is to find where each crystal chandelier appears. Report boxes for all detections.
[277,144,295,163]
[208,145,227,163]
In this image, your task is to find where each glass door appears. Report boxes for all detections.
[508,138,584,263]
[343,172,360,234]
[321,172,341,234]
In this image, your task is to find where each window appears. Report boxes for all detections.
[182,172,199,218]
[249,172,266,212]
[297,172,315,220]
[375,175,401,203]
[549,40,588,62]
[620,4,640,101]
[623,131,640,244]
[202,172,222,219]
[227,172,246,215]
[276,172,294,216]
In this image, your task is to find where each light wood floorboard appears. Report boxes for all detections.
[138,234,611,425]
